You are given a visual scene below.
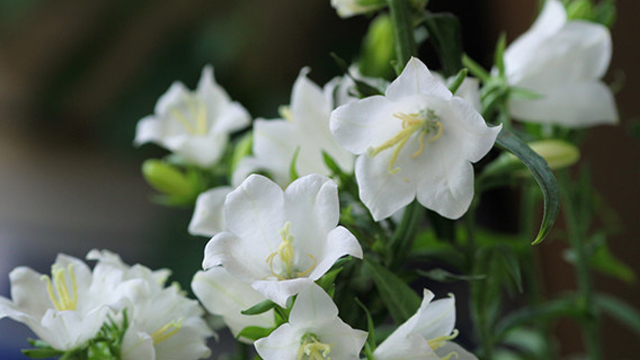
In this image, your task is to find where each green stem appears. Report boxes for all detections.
[387,0,417,67]
[558,170,602,360]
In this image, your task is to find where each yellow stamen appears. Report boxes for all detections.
[40,264,78,311]
[427,329,459,350]
[170,94,209,136]
[279,105,293,121]
[151,320,183,344]
[298,334,332,360]
[367,109,444,174]
[265,222,316,280]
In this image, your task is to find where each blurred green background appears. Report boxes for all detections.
[0,0,638,359]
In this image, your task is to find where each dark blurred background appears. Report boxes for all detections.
[0,0,637,359]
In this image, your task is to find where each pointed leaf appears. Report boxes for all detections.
[595,293,640,338]
[241,300,278,315]
[364,259,421,324]
[236,326,275,341]
[423,12,463,77]
[495,128,560,245]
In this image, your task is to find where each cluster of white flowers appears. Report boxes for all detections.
[1,0,619,359]
[0,251,212,360]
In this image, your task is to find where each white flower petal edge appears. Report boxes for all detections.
[191,267,275,343]
[374,289,476,360]
[254,284,367,360]
[504,0,618,127]
[203,174,363,307]
[331,0,384,18]
[188,186,233,237]
[232,68,354,187]
[331,57,500,220]
[134,65,251,167]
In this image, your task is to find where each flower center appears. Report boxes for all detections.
[265,222,316,280]
[169,93,209,136]
[151,319,183,344]
[427,329,459,360]
[40,264,78,311]
[297,333,332,360]
[367,109,443,174]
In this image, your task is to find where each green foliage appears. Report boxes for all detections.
[363,259,421,324]
[421,12,463,77]
[596,294,640,338]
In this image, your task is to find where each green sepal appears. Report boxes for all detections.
[230,131,253,174]
[316,267,344,292]
[363,259,421,324]
[236,326,275,342]
[241,299,278,316]
[462,54,490,82]
[21,348,65,359]
[494,33,507,78]
[330,53,385,98]
[447,68,468,95]
[289,146,301,183]
[494,128,560,245]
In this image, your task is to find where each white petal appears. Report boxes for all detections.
[288,284,338,329]
[412,295,456,341]
[253,118,298,184]
[212,101,251,134]
[7,267,54,319]
[191,268,275,339]
[308,226,363,280]
[153,320,212,360]
[133,116,162,146]
[284,175,339,239]
[174,132,228,168]
[510,81,618,127]
[155,82,189,115]
[224,174,285,259]
[203,232,270,282]
[446,97,501,163]
[355,150,418,221]
[291,68,332,128]
[231,156,265,187]
[315,318,368,360]
[252,278,314,308]
[39,305,111,350]
[121,329,155,360]
[374,333,436,360]
[386,57,451,102]
[254,323,301,360]
[330,95,398,155]
[188,187,232,237]
[434,342,478,360]
[416,158,474,220]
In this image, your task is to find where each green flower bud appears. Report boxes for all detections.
[527,139,580,170]
[565,0,594,21]
[142,159,196,197]
[359,14,396,79]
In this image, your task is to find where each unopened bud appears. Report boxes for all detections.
[359,14,396,79]
[527,139,580,170]
[142,159,196,197]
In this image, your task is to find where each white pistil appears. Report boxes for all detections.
[298,333,332,360]
[151,319,183,344]
[367,109,443,174]
[265,222,316,280]
[40,264,78,311]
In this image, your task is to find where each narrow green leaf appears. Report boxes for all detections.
[495,245,523,293]
[495,128,560,245]
[322,151,345,177]
[422,12,463,76]
[495,298,581,340]
[236,326,274,341]
[462,54,490,82]
[355,298,377,352]
[494,33,507,78]
[595,293,640,338]
[447,68,468,95]
[241,300,277,315]
[416,268,485,283]
[364,259,421,324]
[289,146,301,183]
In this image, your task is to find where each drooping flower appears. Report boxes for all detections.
[330,57,501,220]
[87,250,213,360]
[203,174,363,307]
[232,68,354,187]
[254,284,367,360]
[192,267,276,343]
[504,0,618,127]
[134,65,251,168]
[0,253,132,351]
[373,289,476,360]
